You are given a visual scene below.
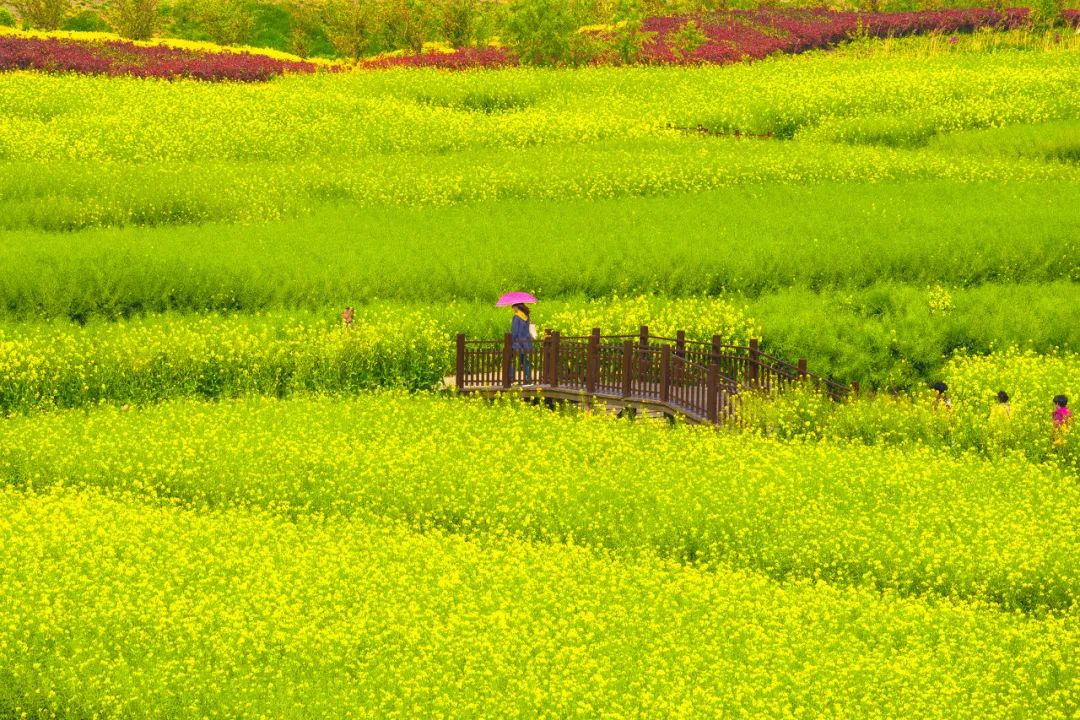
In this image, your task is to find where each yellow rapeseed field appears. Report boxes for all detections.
[1,49,1079,228]
[1,30,1078,719]
[0,484,1077,718]
[1,391,1076,612]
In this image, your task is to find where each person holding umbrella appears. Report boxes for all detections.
[497,291,537,385]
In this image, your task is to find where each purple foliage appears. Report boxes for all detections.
[639,7,1041,65]
[0,36,322,81]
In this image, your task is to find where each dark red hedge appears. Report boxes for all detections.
[0,36,321,81]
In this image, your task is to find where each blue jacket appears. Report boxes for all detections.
[511,314,534,352]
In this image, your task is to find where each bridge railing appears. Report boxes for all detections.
[457,336,549,388]
[455,326,850,424]
[639,333,849,401]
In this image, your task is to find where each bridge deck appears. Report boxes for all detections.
[444,377,717,424]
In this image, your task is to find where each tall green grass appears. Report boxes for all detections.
[930,119,1080,162]
[0,143,1071,232]
[1,182,1076,319]
[807,117,1080,154]
[748,281,1080,386]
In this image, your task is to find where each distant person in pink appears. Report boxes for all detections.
[1052,395,1072,450]
[1053,395,1072,427]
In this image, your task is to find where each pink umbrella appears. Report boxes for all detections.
[496,291,537,307]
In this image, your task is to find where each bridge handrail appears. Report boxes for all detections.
[543,329,850,400]
[454,327,852,424]
[750,349,849,399]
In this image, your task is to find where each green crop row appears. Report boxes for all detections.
[2,142,1072,232]
[2,183,1077,316]
[0,297,757,412]
[746,281,1080,387]
[0,309,451,411]
[1,392,1076,612]
[3,485,1076,719]
[929,118,1080,160]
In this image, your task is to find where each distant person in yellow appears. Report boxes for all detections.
[930,381,954,446]
[987,390,1013,453]
[932,381,951,411]
[990,390,1012,421]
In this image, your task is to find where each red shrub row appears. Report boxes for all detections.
[367,7,1080,70]
[641,7,1057,64]
[0,35,321,81]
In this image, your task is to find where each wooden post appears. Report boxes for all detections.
[851,381,860,396]
[659,345,671,403]
[541,334,551,386]
[550,332,561,389]
[621,340,633,398]
[543,327,552,377]
[674,329,686,386]
[587,327,600,394]
[455,333,466,390]
[502,333,513,389]
[638,325,649,381]
[748,338,760,386]
[797,358,807,380]
[706,363,719,424]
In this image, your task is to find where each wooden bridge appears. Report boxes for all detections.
[452,327,852,425]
